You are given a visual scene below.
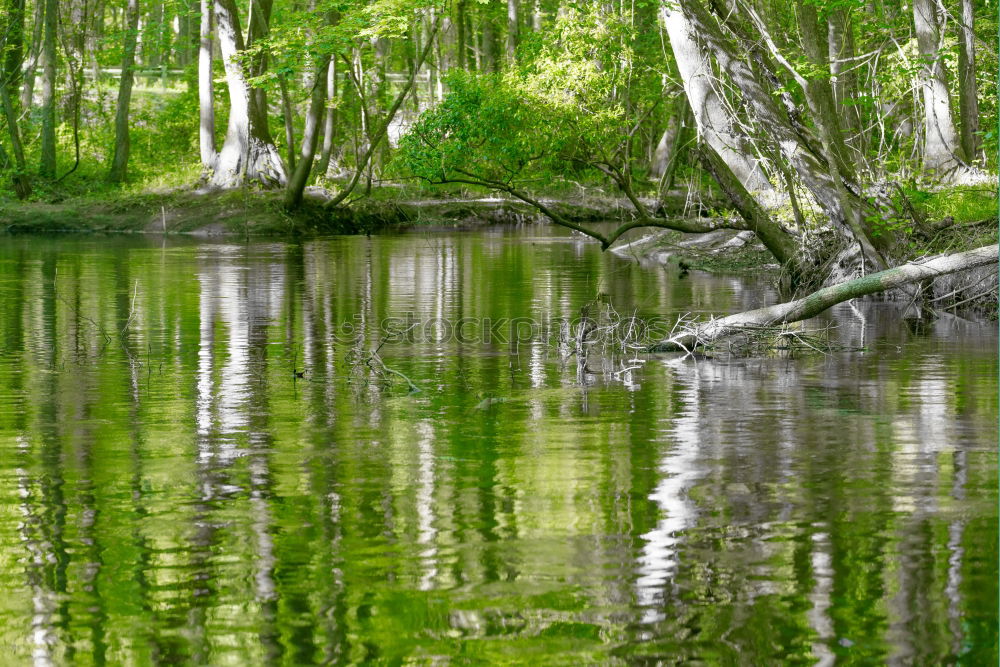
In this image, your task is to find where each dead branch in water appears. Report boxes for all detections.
[652,244,998,353]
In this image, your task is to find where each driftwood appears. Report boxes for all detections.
[652,244,998,352]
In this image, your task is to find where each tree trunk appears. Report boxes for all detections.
[506,0,518,62]
[326,17,440,209]
[0,0,30,198]
[956,0,980,164]
[210,0,286,188]
[912,0,963,177]
[481,11,496,72]
[797,1,854,182]
[315,58,337,177]
[39,0,57,178]
[284,54,331,210]
[653,245,999,352]
[661,5,772,192]
[827,9,860,146]
[675,0,884,279]
[108,0,141,183]
[3,0,25,94]
[146,1,164,68]
[279,75,296,172]
[456,0,467,70]
[198,0,216,170]
[19,0,42,108]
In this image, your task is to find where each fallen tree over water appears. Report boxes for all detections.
[652,244,998,353]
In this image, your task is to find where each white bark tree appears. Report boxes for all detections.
[661,5,772,192]
[209,0,286,189]
[912,0,963,178]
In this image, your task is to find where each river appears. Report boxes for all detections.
[0,227,995,664]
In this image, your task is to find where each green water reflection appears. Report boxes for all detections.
[0,229,996,664]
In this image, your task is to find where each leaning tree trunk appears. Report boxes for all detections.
[956,0,980,164]
[198,0,216,170]
[912,0,963,178]
[284,54,331,210]
[653,245,999,352]
[38,0,57,178]
[661,4,772,192]
[675,0,884,282]
[209,0,286,189]
[108,0,141,183]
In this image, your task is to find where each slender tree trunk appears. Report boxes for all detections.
[326,17,440,209]
[3,0,25,94]
[39,0,57,178]
[108,0,141,183]
[481,11,496,72]
[279,75,296,171]
[147,1,164,68]
[506,0,518,62]
[210,0,286,188]
[89,0,106,80]
[285,54,331,210]
[531,0,542,32]
[661,5,772,192]
[315,58,337,177]
[797,1,854,181]
[827,9,860,144]
[0,0,30,198]
[912,0,963,176]
[19,0,43,108]
[956,0,980,164]
[198,0,216,170]
[456,0,467,70]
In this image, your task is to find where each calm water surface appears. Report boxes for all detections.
[0,227,996,665]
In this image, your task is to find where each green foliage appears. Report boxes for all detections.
[399,4,666,192]
[398,71,569,188]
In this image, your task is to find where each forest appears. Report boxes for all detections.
[0,0,995,286]
[0,0,997,663]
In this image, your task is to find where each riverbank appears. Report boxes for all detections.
[0,185,716,237]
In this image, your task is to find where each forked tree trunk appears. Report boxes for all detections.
[108,0,141,183]
[797,1,853,182]
[210,0,286,188]
[653,245,998,352]
[827,8,860,146]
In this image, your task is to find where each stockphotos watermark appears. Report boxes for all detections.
[328,313,674,346]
